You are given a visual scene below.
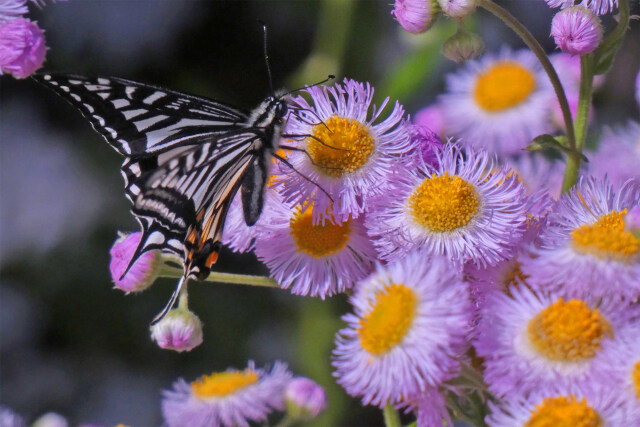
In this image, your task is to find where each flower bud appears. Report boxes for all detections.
[438,0,476,18]
[391,0,439,34]
[0,18,46,78]
[109,232,162,294]
[150,308,203,352]
[285,377,327,420]
[441,29,484,63]
[32,413,68,427]
[409,124,443,167]
[551,7,602,55]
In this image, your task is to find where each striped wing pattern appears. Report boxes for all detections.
[33,73,249,157]
[34,73,265,281]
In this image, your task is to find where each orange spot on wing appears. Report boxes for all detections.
[206,250,219,268]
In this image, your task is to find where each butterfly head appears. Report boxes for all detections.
[249,91,290,129]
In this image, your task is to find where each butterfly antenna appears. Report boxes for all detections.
[283,75,335,97]
[151,275,187,325]
[260,21,275,96]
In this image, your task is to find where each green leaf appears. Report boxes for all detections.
[526,134,589,162]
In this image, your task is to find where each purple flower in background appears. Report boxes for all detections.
[440,48,553,156]
[162,361,292,427]
[551,7,602,55]
[0,0,28,24]
[588,121,640,189]
[391,0,439,34]
[0,17,46,78]
[545,0,618,16]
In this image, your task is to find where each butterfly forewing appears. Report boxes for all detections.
[33,73,249,157]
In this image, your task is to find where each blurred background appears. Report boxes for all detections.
[1,0,638,425]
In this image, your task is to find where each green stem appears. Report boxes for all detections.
[383,404,401,427]
[159,265,279,288]
[597,0,630,55]
[561,54,595,192]
[178,281,189,310]
[478,0,576,151]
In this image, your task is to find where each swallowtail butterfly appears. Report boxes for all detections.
[33,56,331,321]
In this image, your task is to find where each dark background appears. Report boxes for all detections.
[1,1,638,425]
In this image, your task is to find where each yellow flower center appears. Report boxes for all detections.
[474,61,536,112]
[190,369,259,398]
[306,116,375,177]
[408,173,480,232]
[570,210,639,262]
[289,207,352,258]
[633,359,640,399]
[358,283,417,355]
[527,298,612,362]
[524,395,602,427]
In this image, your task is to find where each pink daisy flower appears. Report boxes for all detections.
[278,78,411,223]
[332,252,470,407]
[162,361,292,427]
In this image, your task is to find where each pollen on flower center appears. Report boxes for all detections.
[570,209,640,261]
[527,298,613,362]
[289,208,352,258]
[358,283,417,355]
[524,395,602,427]
[190,369,259,398]
[306,116,375,178]
[408,172,480,232]
[474,61,536,112]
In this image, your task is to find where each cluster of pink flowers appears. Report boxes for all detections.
[0,0,48,78]
[111,68,639,423]
[101,0,639,424]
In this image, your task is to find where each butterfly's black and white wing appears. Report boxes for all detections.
[33,73,249,157]
[32,73,263,277]
[123,129,265,279]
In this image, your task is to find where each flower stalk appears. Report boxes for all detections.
[383,403,401,427]
[159,266,279,288]
[478,0,577,152]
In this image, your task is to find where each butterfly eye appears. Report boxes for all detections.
[276,101,288,118]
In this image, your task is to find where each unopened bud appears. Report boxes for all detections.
[441,29,484,63]
[391,0,440,34]
[285,377,327,420]
[109,232,163,293]
[551,7,602,55]
[438,0,477,18]
[150,308,203,352]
